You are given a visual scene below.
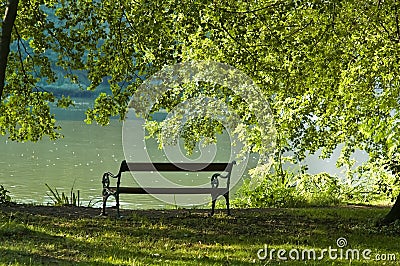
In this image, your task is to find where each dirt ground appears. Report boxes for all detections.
[0,202,388,221]
[0,203,222,220]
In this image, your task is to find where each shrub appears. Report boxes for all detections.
[0,185,11,204]
[296,173,341,206]
[233,170,307,208]
[232,167,343,208]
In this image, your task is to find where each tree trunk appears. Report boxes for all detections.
[381,193,400,224]
[0,0,19,101]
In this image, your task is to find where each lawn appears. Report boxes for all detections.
[0,204,399,265]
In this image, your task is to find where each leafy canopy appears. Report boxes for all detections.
[1,0,400,174]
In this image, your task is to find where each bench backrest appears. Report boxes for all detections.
[118,160,235,173]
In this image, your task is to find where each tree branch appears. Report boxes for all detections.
[0,0,19,101]
[396,0,400,42]
[215,2,282,14]
[219,18,258,73]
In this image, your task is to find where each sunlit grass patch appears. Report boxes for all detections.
[0,205,399,265]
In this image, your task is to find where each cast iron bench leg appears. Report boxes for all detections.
[101,193,109,216]
[211,193,217,216]
[102,200,106,216]
[116,193,121,217]
[223,192,230,215]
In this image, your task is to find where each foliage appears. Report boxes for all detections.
[233,166,400,208]
[0,185,11,204]
[45,183,80,207]
[296,173,342,206]
[233,178,302,208]
[346,159,400,203]
[233,172,338,208]
[2,0,400,204]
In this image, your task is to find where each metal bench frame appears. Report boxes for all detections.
[101,160,235,216]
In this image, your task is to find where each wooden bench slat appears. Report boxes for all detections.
[121,161,233,172]
[110,187,229,194]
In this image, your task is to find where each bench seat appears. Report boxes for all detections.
[108,187,229,194]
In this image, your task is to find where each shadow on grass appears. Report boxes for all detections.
[0,213,259,265]
[0,222,113,265]
[0,205,399,265]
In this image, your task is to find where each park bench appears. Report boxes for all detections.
[101,160,235,216]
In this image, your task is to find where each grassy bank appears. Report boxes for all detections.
[0,204,399,265]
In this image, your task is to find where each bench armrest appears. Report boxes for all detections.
[102,172,118,189]
[211,173,230,188]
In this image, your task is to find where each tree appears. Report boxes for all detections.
[2,0,400,222]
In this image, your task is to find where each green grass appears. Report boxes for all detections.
[0,205,399,265]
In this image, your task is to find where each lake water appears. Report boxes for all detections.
[0,101,368,209]
[0,118,126,207]
[0,103,255,209]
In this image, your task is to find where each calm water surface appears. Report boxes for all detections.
[0,104,364,209]
[0,106,250,209]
